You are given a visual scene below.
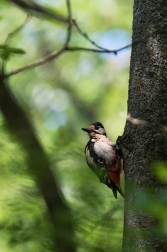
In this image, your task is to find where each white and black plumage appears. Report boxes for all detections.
[82,122,124,199]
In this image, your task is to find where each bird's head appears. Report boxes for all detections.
[82,122,107,138]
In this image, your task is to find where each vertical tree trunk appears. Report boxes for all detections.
[0,70,76,252]
[122,1,167,251]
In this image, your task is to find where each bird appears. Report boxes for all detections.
[82,122,124,199]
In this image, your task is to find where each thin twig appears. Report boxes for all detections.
[2,15,31,73]
[72,19,132,54]
[5,15,31,45]
[66,44,131,54]
[5,49,65,78]
[72,19,109,51]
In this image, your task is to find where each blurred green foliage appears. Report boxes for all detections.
[0,0,133,251]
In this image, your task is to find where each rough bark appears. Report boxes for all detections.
[122,1,167,251]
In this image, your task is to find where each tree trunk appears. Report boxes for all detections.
[0,70,76,252]
[122,0,167,251]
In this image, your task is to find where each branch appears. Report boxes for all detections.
[5,0,73,79]
[5,48,65,78]
[1,14,31,72]
[72,19,112,51]
[5,0,132,79]
[72,19,131,54]
[66,44,131,54]
[5,14,31,45]
[5,42,131,78]
[8,0,69,24]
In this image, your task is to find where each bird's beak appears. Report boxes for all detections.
[81,127,90,133]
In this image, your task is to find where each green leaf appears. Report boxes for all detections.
[7,47,26,54]
[0,45,26,60]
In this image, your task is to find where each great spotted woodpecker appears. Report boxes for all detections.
[82,122,124,199]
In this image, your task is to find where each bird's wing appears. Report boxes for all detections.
[95,137,124,199]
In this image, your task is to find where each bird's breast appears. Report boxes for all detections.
[93,141,115,164]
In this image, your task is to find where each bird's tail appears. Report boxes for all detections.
[108,171,124,199]
[110,180,124,199]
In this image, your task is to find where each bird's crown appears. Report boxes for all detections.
[82,122,107,136]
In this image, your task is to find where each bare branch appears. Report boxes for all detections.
[5,48,65,78]
[72,19,131,54]
[72,19,110,51]
[8,0,69,24]
[5,14,31,45]
[5,0,73,79]
[5,42,131,79]
[5,0,132,79]
[66,44,131,54]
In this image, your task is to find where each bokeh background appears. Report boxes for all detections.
[0,0,133,251]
